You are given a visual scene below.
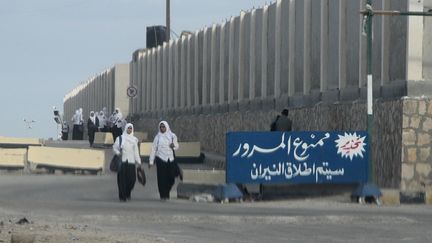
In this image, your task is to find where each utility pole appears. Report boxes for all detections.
[354,1,432,205]
[166,0,170,41]
[352,0,382,205]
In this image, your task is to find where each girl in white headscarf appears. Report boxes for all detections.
[77,107,84,139]
[112,108,124,142]
[87,111,99,147]
[149,121,179,200]
[113,123,142,202]
[71,109,82,140]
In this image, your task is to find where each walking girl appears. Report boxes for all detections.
[113,123,142,202]
[148,121,179,200]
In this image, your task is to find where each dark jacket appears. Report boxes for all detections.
[271,115,292,131]
[87,117,100,134]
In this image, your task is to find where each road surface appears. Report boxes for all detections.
[0,169,431,242]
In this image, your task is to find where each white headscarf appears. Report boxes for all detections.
[121,123,138,148]
[115,108,123,119]
[156,120,175,142]
[72,110,80,123]
[78,108,84,123]
[89,111,96,124]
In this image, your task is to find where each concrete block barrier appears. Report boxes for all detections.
[93,132,114,147]
[0,148,27,169]
[0,136,41,148]
[425,189,432,205]
[134,131,148,142]
[140,142,204,163]
[380,189,400,205]
[182,169,225,185]
[27,146,105,173]
[177,183,219,199]
[139,142,152,157]
[177,169,226,199]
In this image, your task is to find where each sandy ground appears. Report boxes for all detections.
[0,214,162,243]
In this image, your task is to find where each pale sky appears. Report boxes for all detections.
[0,0,269,139]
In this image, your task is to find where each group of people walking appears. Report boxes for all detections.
[111,109,291,203]
[112,120,181,202]
[65,107,126,147]
[66,106,291,203]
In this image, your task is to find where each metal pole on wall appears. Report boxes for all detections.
[352,1,382,205]
[355,2,432,205]
[366,1,374,185]
[166,0,170,41]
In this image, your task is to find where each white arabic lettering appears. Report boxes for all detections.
[250,161,345,183]
[293,133,330,161]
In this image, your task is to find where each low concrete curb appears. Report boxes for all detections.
[380,189,400,205]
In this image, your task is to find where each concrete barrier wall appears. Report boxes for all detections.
[133,98,402,189]
[28,146,105,171]
[140,142,201,158]
[62,0,432,192]
[93,132,114,145]
[65,0,431,122]
[0,148,27,168]
[131,0,428,114]
[0,137,41,147]
[63,64,130,126]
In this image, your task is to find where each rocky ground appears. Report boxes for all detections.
[0,214,161,243]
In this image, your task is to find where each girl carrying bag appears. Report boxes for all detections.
[109,136,122,172]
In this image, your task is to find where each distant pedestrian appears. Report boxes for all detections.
[87,111,99,147]
[71,109,84,140]
[61,121,69,141]
[270,108,292,132]
[148,121,180,201]
[112,123,142,202]
[112,108,124,141]
[78,108,84,139]
[97,110,107,132]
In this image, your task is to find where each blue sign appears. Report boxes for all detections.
[226,131,368,184]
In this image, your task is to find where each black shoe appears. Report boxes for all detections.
[126,196,131,201]
[119,198,126,202]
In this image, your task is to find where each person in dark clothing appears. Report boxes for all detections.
[71,109,84,140]
[270,108,292,131]
[87,111,99,147]
[111,108,124,142]
[112,123,142,202]
[61,121,69,141]
[148,121,180,201]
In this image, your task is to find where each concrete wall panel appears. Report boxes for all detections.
[328,0,340,89]
[253,9,263,98]
[294,0,305,94]
[0,148,26,168]
[210,25,220,105]
[346,0,360,87]
[279,0,290,95]
[196,30,204,106]
[389,0,407,82]
[310,0,321,90]
[180,37,187,108]
[267,3,276,97]
[239,12,251,101]
[28,146,105,171]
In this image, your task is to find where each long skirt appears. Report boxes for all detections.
[78,125,84,140]
[112,126,122,142]
[155,157,175,199]
[117,162,136,201]
[61,132,68,141]
[72,125,79,140]
[88,129,96,146]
